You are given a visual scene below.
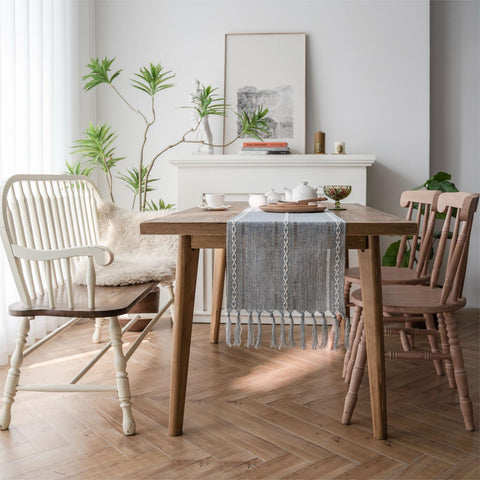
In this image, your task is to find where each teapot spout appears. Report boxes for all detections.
[283,187,292,201]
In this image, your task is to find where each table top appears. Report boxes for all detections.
[140,202,417,237]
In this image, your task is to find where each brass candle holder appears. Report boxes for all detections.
[314,131,325,154]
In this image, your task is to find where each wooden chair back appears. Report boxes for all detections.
[429,192,479,303]
[0,174,112,310]
[398,190,441,275]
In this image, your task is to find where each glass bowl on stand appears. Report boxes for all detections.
[323,185,352,210]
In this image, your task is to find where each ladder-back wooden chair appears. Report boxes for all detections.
[342,192,479,431]
[0,174,174,436]
[343,190,441,379]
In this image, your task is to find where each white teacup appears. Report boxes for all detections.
[249,194,267,209]
[203,193,225,208]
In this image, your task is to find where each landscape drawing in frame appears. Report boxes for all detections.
[223,33,306,154]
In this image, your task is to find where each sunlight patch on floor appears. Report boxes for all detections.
[26,340,138,369]
[230,348,331,393]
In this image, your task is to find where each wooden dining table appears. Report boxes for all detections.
[140,202,417,440]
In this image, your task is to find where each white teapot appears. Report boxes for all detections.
[265,188,282,203]
[283,181,320,202]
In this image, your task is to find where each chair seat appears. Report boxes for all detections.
[345,266,429,285]
[350,285,466,314]
[8,281,158,318]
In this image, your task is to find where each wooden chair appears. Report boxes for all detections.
[0,174,174,436]
[342,192,479,431]
[343,190,441,379]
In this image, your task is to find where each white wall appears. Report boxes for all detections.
[431,0,480,307]
[92,0,430,218]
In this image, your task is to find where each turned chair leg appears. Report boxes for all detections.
[343,305,361,378]
[109,316,136,436]
[0,317,30,430]
[399,329,412,351]
[443,312,475,431]
[337,313,345,348]
[437,313,456,388]
[168,284,175,324]
[344,309,364,384]
[424,314,444,376]
[342,327,367,425]
[92,317,105,344]
[404,314,415,349]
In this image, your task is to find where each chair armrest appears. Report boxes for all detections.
[11,244,114,266]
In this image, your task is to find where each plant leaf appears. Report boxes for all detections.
[82,57,122,91]
[145,198,175,211]
[71,122,125,172]
[130,62,175,96]
[63,160,94,177]
[414,172,459,193]
[432,171,451,182]
[184,84,227,118]
[382,239,410,267]
[117,166,159,194]
[236,106,271,141]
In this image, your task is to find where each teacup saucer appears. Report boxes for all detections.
[199,204,231,211]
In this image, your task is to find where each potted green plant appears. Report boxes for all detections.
[68,57,270,212]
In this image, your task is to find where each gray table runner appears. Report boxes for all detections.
[226,208,347,349]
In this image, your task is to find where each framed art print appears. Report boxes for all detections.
[223,33,306,154]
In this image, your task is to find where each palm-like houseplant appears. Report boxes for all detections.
[69,57,270,211]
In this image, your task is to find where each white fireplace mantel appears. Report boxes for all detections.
[170,154,375,169]
[170,154,375,210]
[169,153,375,321]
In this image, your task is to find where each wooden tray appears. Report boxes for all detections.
[260,203,327,213]
[279,196,327,205]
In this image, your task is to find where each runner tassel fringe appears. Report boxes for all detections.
[255,312,262,349]
[234,311,242,347]
[226,310,346,350]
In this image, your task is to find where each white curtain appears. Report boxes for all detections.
[0,0,94,365]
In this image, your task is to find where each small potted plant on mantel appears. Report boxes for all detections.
[68,57,270,325]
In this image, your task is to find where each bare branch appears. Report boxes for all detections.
[141,121,202,210]
[138,97,156,209]
[140,124,240,210]
[183,136,240,148]
[110,84,149,124]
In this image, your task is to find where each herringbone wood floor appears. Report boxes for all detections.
[0,309,478,480]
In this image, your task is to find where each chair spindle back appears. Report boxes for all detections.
[429,192,479,303]
[0,175,106,309]
[397,190,441,276]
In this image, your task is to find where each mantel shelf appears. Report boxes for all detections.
[168,154,375,168]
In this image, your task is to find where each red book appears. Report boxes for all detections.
[243,142,288,148]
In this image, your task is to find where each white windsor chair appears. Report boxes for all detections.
[0,174,175,435]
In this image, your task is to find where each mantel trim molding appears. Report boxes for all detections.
[168,154,376,168]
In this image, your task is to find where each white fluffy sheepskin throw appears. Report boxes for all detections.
[74,200,177,286]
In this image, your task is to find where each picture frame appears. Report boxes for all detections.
[223,33,306,154]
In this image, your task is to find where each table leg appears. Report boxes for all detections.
[169,235,199,436]
[357,235,388,439]
[210,248,226,344]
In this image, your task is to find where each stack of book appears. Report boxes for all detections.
[240,142,290,155]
